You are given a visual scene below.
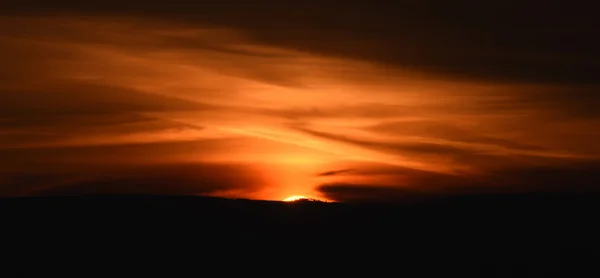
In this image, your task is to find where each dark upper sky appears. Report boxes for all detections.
[5,1,598,82]
[1,1,599,201]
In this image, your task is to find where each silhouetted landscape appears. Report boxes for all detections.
[2,1,600,276]
[2,193,598,276]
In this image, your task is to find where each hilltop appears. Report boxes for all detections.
[1,193,598,275]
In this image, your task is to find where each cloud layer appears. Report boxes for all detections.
[0,10,598,202]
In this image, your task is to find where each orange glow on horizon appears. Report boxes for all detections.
[0,15,597,201]
[283,195,308,202]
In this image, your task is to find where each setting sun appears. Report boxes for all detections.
[283,195,308,202]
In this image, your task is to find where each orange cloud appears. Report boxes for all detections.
[1,15,598,201]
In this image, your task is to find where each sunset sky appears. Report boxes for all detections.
[1,2,599,202]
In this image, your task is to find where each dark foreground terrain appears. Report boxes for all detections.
[1,193,599,276]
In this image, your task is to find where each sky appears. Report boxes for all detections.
[1,2,599,202]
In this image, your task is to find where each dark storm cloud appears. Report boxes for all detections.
[0,138,242,171]
[1,162,266,197]
[0,83,221,148]
[0,112,151,129]
[317,161,600,202]
[0,84,213,117]
[316,169,354,177]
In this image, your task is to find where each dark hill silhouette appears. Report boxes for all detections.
[1,193,598,276]
[285,197,325,203]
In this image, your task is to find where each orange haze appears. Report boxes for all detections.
[1,16,598,201]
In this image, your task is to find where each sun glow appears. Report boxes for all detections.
[283,195,309,202]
